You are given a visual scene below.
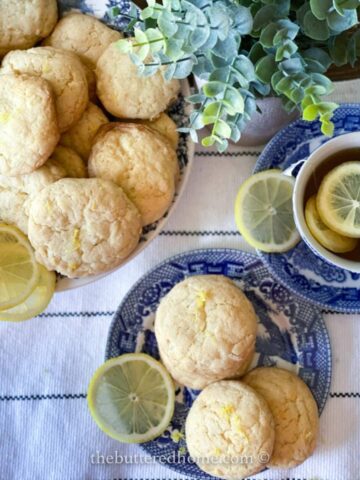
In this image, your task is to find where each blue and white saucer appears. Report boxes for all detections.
[254,104,360,313]
[106,249,331,479]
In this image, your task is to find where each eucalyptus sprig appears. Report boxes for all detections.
[111,0,360,152]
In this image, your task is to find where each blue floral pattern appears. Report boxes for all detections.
[255,104,360,313]
[106,249,331,479]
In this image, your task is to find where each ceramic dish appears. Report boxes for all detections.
[56,0,194,291]
[254,104,360,313]
[106,248,332,479]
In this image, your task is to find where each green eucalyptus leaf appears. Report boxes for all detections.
[255,54,277,83]
[203,101,222,117]
[173,57,195,78]
[165,37,184,60]
[303,11,330,40]
[327,9,358,33]
[260,23,278,48]
[328,32,349,66]
[203,81,227,97]
[249,42,266,64]
[335,0,360,8]
[158,11,178,36]
[213,31,241,60]
[303,103,320,121]
[213,119,232,138]
[232,5,253,34]
[163,62,176,81]
[309,0,332,20]
[253,5,282,31]
[321,119,335,136]
[275,39,298,61]
[224,87,245,113]
[190,24,211,50]
[279,57,304,74]
[202,135,217,147]
[303,47,332,72]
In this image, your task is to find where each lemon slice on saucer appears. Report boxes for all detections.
[317,162,360,238]
[0,224,39,311]
[234,170,300,252]
[0,264,56,322]
[87,353,175,443]
[305,195,358,253]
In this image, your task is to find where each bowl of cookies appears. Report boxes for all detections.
[0,0,194,294]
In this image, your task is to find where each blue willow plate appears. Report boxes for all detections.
[254,104,360,313]
[106,249,331,479]
[56,0,194,291]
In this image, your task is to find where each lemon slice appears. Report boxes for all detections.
[234,170,300,252]
[0,224,39,311]
[305,195,358,253]
[317,162,360,238]
[0,265,56,322]
[87,353,175,443]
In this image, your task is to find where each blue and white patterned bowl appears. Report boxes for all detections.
[106,249,331,479]
[56,0,194,291]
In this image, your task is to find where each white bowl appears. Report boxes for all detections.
[293,131,360,273]
[54,1,194,290]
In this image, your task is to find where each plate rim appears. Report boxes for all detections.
[254,103,360,314]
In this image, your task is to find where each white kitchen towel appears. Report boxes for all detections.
[0,81,359,480]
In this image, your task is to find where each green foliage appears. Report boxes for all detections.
[112,0,360,151]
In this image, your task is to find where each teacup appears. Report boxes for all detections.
[292,131,360,273]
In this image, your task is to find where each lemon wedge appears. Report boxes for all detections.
[87,353,175,444]
[0,224,39,311]
[234,170,300,252]
[0,264,56,322]
[317,161,360,238]
[305,195,357,253]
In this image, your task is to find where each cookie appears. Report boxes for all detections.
[50,146,87,178]
[0,160,66,233]
[185,380,275,479]
[1,47,88,132]
[154,275,257,390]
[88,123,179,225]
[28,178,142,278]
[141,113,179,149]
[60,102,109,160]
[0,74,59,176]
[96,41,180,119]
[0,0,58,57]
[243,367,319,468]
[43,13,122,68]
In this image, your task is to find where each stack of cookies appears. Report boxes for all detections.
[154,275,319,479]
[0,2,180,279]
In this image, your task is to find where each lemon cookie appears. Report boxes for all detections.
[43,13,122,68]
[28,178,142,278]
[0,160,66,233]
[141,113,179,149]
[50,146,87,178]
[185,380,275,479]
[88,123,179,225]
[0,0,58,57]
[60,103,109,160]
[154,275,257,390]
[1,47,88,132]
[243,367,319,468]
[96,41,180,119]
[0,74,59,176]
